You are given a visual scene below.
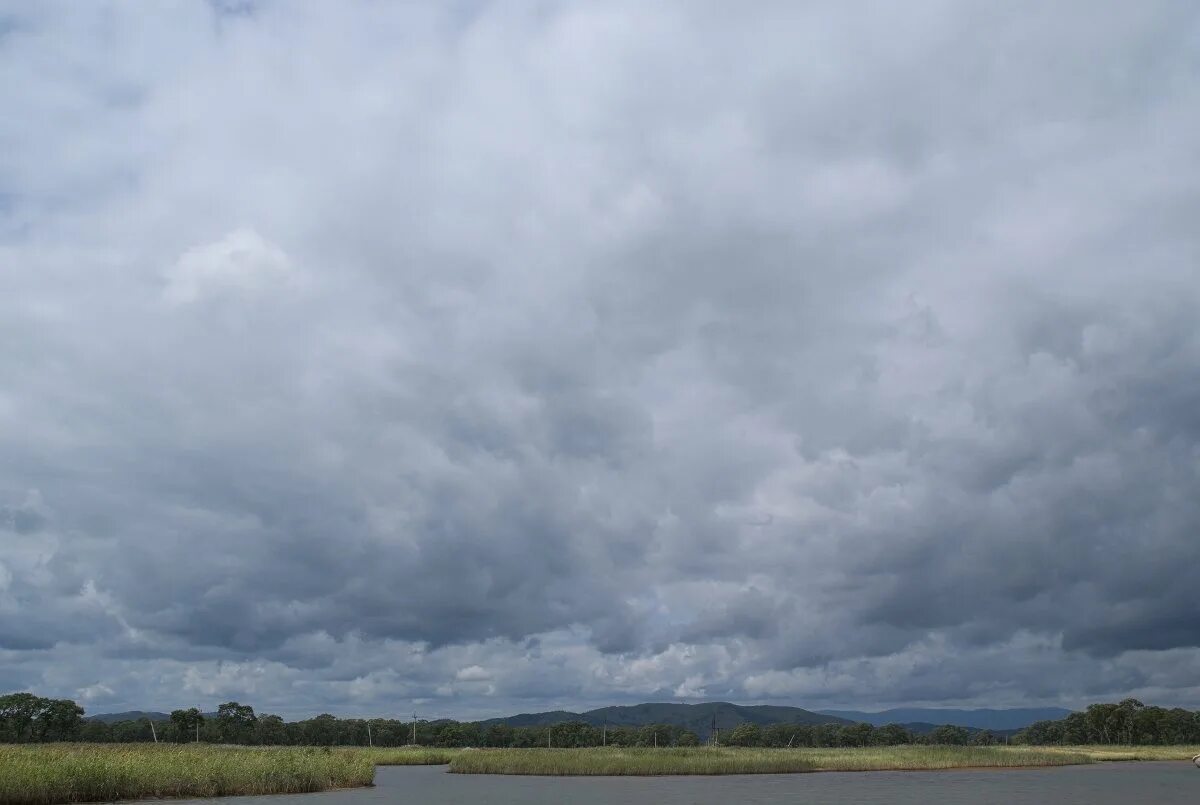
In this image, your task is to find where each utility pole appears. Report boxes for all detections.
[147,719,158,744]
[547,727,552,749]
[411,713,418,746]
[602,718,607,747]
[710,714,719,747]
[366,720,373,748]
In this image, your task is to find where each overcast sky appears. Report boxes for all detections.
[2,1,1199,721]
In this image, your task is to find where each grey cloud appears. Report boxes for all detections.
[1,0,1198,718]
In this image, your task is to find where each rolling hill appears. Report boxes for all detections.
[83,703,1068,738]
[478,702,849,738]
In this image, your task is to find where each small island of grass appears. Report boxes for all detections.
[445,745,1096,776]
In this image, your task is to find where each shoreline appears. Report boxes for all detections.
[3,744,1196,804]
[427,758,1194,779]
[443,745,1097,776]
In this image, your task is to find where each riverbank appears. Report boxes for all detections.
[0,744,374,805]
[1068,745,1200,762]
[4,742,1196,804]
[445,745,1094,775]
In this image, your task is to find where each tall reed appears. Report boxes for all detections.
[1068,744,1200,762]
[351,746,460,765]
[447,745,1095,775]
[0,744,374,805]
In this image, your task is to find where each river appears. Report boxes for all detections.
[173,761,1200,805]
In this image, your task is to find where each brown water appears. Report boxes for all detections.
[177,761,1200,805]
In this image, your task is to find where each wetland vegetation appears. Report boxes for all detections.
[5,741,1200,804]
[0,744,374,805]
[4,692,1200,804]
[444,745,1094,775]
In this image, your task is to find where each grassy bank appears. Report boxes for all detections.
[4,742,1191,803]
[800,745,1093,772]
[353,746,462,765]
[1068,745,1200,762]
[449,746,815,775]
[0,744,374,805]
[446,745,1095,776]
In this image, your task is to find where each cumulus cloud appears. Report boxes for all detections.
[162,228,292,305]
[1,0,1198,718]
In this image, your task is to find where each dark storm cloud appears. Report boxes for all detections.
[1,0,1198,717]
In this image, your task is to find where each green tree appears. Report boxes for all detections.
[550,721,598,748]
[35,698,84,741]
[968,729,995,746]
[170,708,205,743]
[1061,711,1088,744]
[836,723,875,747]
[876,723,913,745]
[1113,698,1144,745]
[485,724,514,747]
[0,693,43,742]
[216,702,257,744]
[1084,703,1118,744]
[604,726,636,747]
[111,719,154,742]
[928,725,969,745]
[255,714,287,745]
[301,714,339,746]
[725,723,762,747]
[761,724,790,747]
[812,723,840,747]
[79,719,113,742]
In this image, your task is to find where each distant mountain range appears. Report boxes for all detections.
[816,708,1073,731]
[84,703,1072,736]
[478,702,848,738]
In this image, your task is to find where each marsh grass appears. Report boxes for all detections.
[799,745,1093,771]
[446,745,1095,776]
[449,746,815,775]
[4,741,1191,803]
[0,744,374,805]
[352,746,461,765]
[1065,745,1200,762]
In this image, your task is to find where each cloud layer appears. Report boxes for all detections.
[2,0,1199,719]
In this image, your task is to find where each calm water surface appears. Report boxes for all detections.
[177,761,1200,805]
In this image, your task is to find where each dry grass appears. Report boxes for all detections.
[6,741,1193,803]
[0,743,374,805]
[801,745,1093,771]
[352,746,461,765]
[447,745,1095,776]
[1058,744,1200,762]
[449,746,814,775]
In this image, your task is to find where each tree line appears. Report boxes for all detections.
[5,692,1198,747]
[1016,699,1200,745]
[0,693,85,742]
[0,693,980,747]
